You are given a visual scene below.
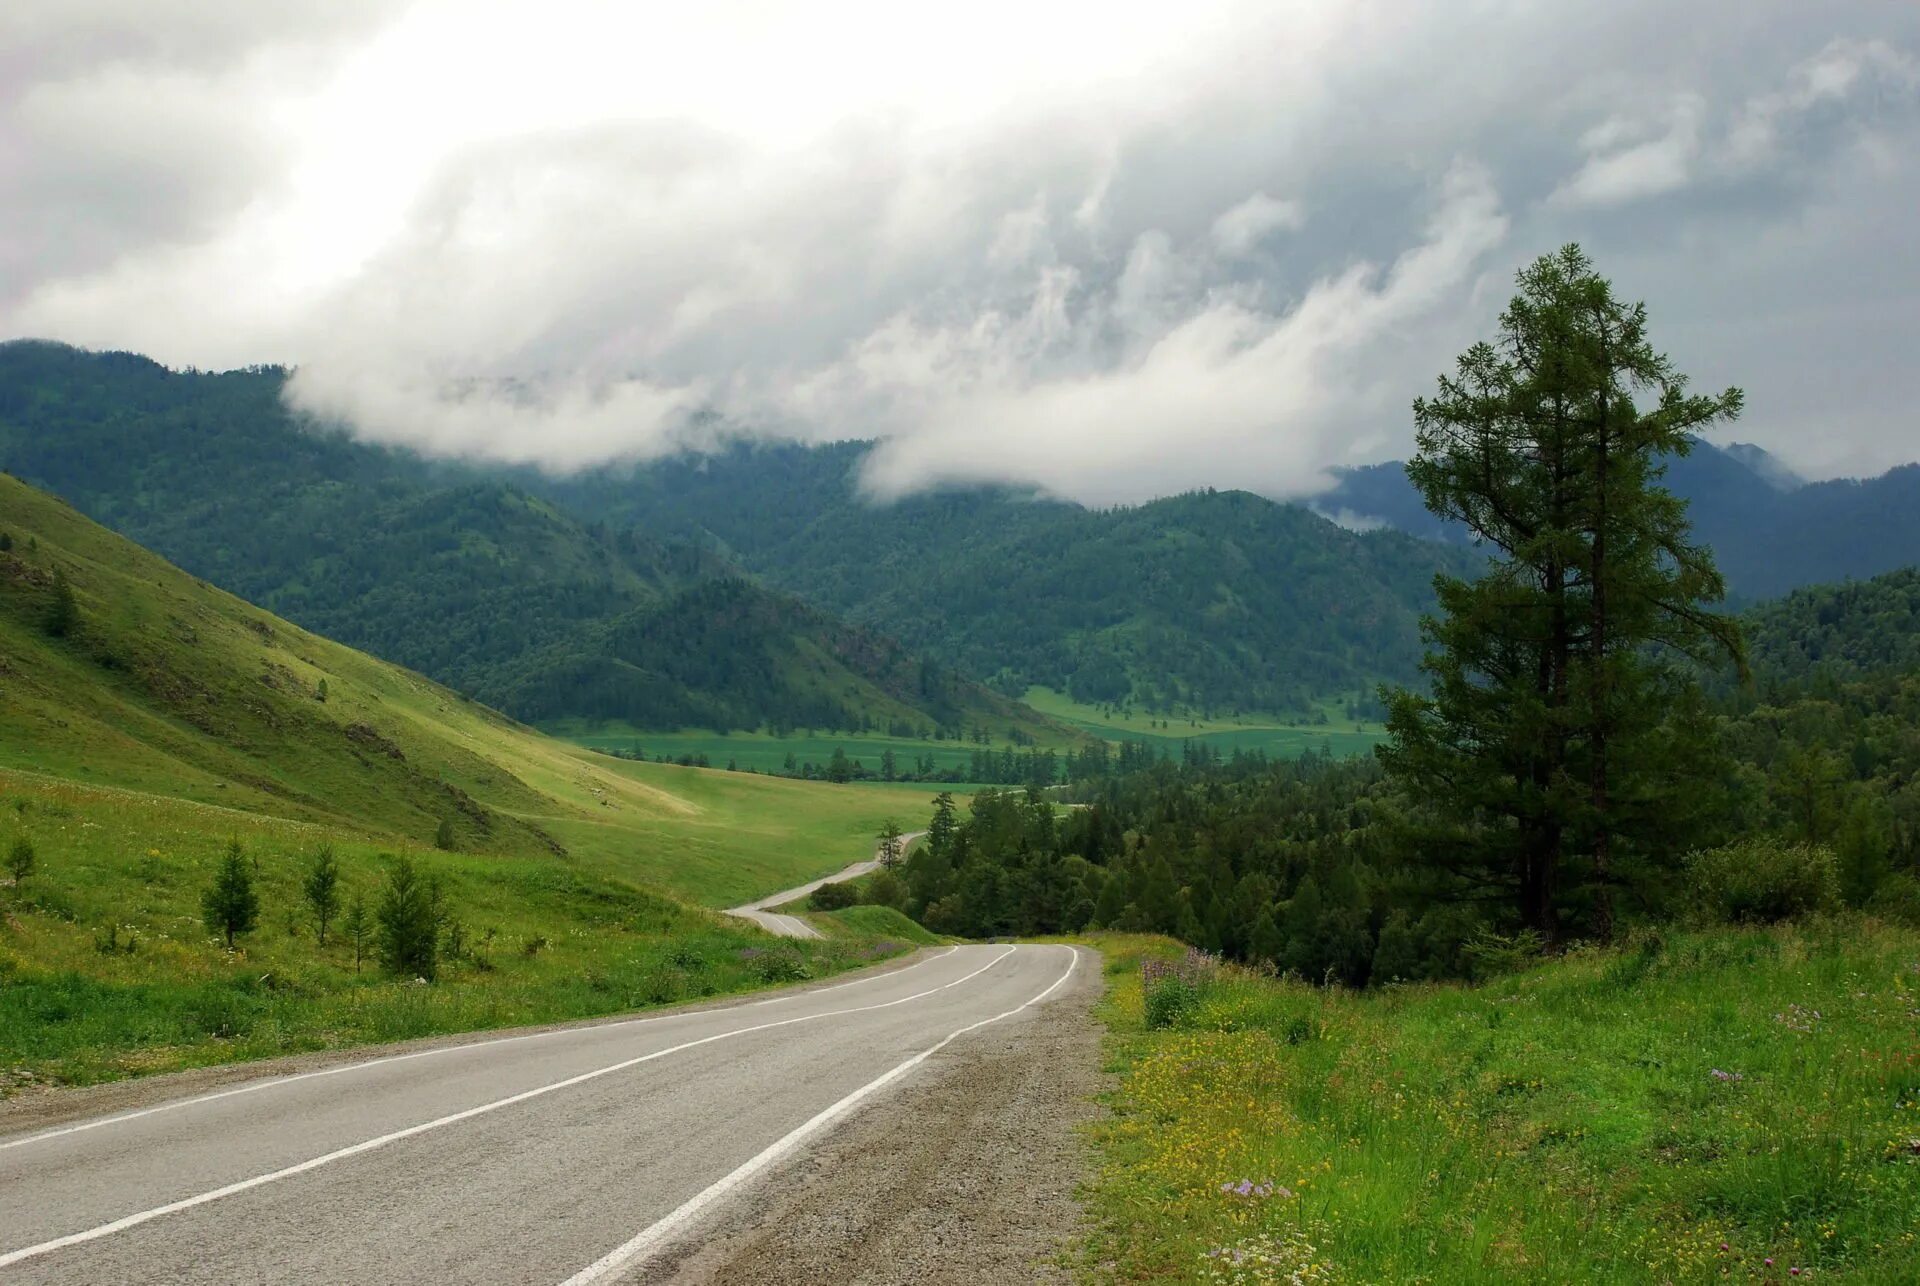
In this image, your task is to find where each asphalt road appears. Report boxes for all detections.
[0,944,1082,1284]
[723,832,926,938]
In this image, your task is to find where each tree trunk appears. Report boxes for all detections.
[1589,334,1615,943]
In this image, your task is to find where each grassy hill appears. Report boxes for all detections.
[0,472,960,1088]
[0,470,946,903]
[0,341,1063,740]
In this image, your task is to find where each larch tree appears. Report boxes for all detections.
[1379,245,1744,942]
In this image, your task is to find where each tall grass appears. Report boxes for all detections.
[1080,923,1920,1282]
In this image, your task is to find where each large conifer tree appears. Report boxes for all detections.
[1379,246,1744,941]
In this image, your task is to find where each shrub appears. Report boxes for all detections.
[1462,927,1546,980]
[1686,838,1841,924]
[808,880,858,911]
[1144,976,1199,1030]
[1142,947,1219,1030]
[1866,872,1920,926]
[753,947,813,983]
[6,836,35,887]
[864,868,909,910]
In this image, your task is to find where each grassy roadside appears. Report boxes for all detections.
[1074,925,1920,1283]
[0,769,927,1092]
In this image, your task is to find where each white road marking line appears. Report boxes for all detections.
[0,946,960,1154]
[559,945,1082,1286]
[0,946,1011,1271]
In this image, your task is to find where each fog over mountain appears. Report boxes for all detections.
[3,1,1917,502]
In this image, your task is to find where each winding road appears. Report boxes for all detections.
[723,832,926,938]
[0,943,1087,1284]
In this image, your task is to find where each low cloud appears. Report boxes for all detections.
[5,2,1920,496]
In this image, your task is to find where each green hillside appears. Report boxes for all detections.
[537,443,1477,717]
[0,472,943,903]
[0,341,1060,740]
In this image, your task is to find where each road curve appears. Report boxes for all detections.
[0,943,1083,1284]
[723,832,925,938]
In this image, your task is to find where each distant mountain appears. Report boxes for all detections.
[1311,440,1920,601]
[0,341,1058,738]
[534,445,1478,715]
[1720,442,1804,492]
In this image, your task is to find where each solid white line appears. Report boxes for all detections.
[558,945,1082,1286]
[0,946,1011,1271]
[0,946,960,1155]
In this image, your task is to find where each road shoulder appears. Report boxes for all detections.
[650,945,1108,1285]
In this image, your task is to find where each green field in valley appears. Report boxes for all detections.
[1021,686,1389,760]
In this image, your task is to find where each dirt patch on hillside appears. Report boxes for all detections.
[648,950,1108,1285]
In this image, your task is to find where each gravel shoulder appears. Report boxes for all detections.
[647,945,1108,1285]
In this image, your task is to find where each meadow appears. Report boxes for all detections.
[1079,924,1920,1283]
[1021,687,1388,761]
[553,723,1008,785]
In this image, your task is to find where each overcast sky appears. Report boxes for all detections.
[3,1,1916,502]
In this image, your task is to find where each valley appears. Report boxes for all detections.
[3,273,1918,1282]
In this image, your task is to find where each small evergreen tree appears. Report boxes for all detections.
[433,817,455,851]
[44,570,77,637]
[315,678,329,703]
[202,840,259,949]
[6,836,35,888]
[928,792,959,857]
[303,844,341,945]
[342,895,370,973]
[376,856,439,979]
[876,819,905,867]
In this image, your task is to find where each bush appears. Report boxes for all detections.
[751,947,813,983]
[864,868,909,910]
[1686,838,1840,924]
[1142,947,1219,1029]
[1462,927,1546,980]
[808,880,858,911]
[1144,977,1199,1030]
[1866,872,1920,926]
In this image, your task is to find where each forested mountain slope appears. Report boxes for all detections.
[1740,566,1920,681]
[539,445,1477,715]
[0,342,1054,737]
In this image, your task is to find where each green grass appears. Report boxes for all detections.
[810,905,943,945]
[1079,923,1920,1282]
[554,725,1028,785]
[0,768,924,1089]
[1022,687,1387,760]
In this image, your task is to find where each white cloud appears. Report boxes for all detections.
[3,1,1919,496]
[1550,96,1704,207]
[1210,193,1306,257]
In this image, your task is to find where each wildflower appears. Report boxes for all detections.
[1709,1068,1744,1083]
